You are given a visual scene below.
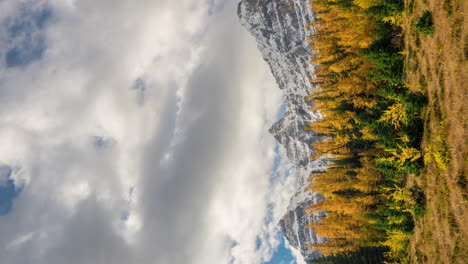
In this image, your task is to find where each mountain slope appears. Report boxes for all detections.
[238,0,327,260]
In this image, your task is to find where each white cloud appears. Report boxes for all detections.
[5,232,34,250]
[0,1,302,263]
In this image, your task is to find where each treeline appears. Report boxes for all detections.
[304,0,426,263]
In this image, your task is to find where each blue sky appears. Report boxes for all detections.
[0,180,20,216]
[0,165,21,216]
[265,235,298,264]
[5,4,51,67]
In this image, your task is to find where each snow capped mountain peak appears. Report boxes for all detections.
[238,0,328,261]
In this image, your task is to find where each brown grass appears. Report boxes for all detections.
[402,0,468,262]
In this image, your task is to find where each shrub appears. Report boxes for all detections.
[413,11,434,36]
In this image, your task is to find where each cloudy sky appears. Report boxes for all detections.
[0,0,305,263]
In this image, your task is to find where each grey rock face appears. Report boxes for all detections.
[238,0,328,261]
[278,187,326,260]
[238,0,321,168]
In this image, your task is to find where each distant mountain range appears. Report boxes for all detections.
[238,0,328,261]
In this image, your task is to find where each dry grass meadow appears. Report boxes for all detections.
[402,0,467,262]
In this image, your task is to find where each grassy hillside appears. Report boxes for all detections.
[402,0,467,262]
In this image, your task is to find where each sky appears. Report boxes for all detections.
[0,0,306,263]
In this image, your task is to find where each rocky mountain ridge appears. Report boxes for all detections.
[238,0,328,261]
